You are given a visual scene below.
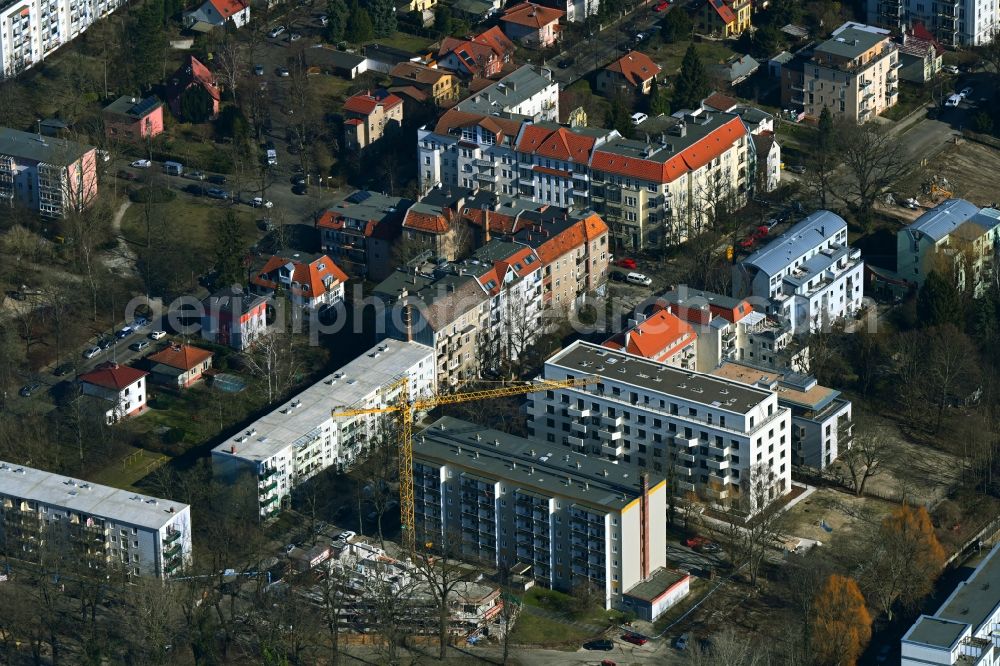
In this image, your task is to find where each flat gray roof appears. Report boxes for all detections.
[546,340,771,414]
[416,416,665,511]
[596,110,740,165]
[326,190,411,226]
[0,127,92,165]
[659,287,744,311]
[212,339,433,463]
[816,27,889,61]
[904,615,967,649]
[624,566,688,602]
[936,543,1000,635]
[0,461,188,530]
[742,210,847,277]
[455,65,554,115]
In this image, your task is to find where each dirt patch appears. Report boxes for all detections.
[781,487,896,548]
[896,140,1000,208]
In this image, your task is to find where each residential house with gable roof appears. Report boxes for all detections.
[78,362,149,425]
[166,56,221,120]
[342,90,404,151]
[147,343,214,388]
[531,0,597,22]
[183,0,250,31]
[896,198,1000,298]
[202,285,268,351]
[436,26,515,79]
[596,51,662,97]
[897,24,944,83]
[250,252,348,319]
[695,0,751,37]
[400,186,476,261]
[604,309,698,370]
[316,191,412,279]
[102,95,164,141]
[389,62,460,106]
[500,2,564,48]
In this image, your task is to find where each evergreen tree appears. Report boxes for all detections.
[215,211,246,289]
[345,3,374,43]
[917,270,964,328]
[606,93,633,139]
[672,44,708,111]
[179,85,215,123]
[648,78,670,116]
[367,0,396,38]
[130,0,165,91]
[817,106,834,151]
[326,0,349,42]
[661,7,692,41]
[434,5,452,36]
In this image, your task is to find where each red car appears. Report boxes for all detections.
[616,258,637,269]
[621,633,649,646]
[753,225,770,239]
[739,237,755,249]
[683,536,708,549]
[654,0,670,10]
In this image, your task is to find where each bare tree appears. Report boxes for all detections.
[687,626,774,665]
[719,464,785,587]
[839,421,892,496]
[833,120,907,231]
[241,331,302,403]
[410,541,480,660]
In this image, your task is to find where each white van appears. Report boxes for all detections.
[266,149,278,166]
[626,272,652,286]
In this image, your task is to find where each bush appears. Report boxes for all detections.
[128,185,176,204]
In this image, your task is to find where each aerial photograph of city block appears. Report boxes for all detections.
[0,0,998,662]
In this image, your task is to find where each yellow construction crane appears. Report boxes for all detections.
[331,375,596,550]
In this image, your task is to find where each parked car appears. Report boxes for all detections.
[621,633,648,646]
[557,58,574,69]
[186,170,206,181]
[675,634,690,651]
[786,164,806,174]
[960,86,973,98]
[207,174,227,185]
[98,337,115,351]
[943,64,959,74]
[292,183,308,195]
[633,32,648,43]
[53,362,75,377]
[684,536,708,549]
[130,159,151,168]
[616,257,637,269]
[945,93,962,107]
[117,169,137,181]
[288,32,301,42]
[83,346,101,359]
[654,0,670,10]
[149,330,167,340]
[19,383,41,397]
[609,271,627,282]
[254,64,264,76]
[115,326,134,340]
[276,67,290,77]
[184,184,207,196]
[625,272,652,286]
[630,112,648,126]
[291,174,307,186]
[268,25,286,38]
[206,188,230,200]
[583,639,614,651]
[764,217,779,230]
[250,197,273,208]
[739,236,756,249]
[318,14,329,26]
[129,340,150,352]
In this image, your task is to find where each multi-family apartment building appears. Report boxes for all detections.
[781,25,900,123]
[0,461,192,578]
[78,362,148,425]
[454,65,560,122]
[659,287,809,373]
[603,309,698,370]
[417,108,752,250]
[0,0,126,77]
[316,190,412,280]
[527,341,793,512]
[531,0,597,23]
[201,285,269,351]
[211,339,435,519]
[342,90,404,151]
[694,0,752,37]
[897,198,1000,298]
[710,361,852,470]
[374,240,543,385]
[867,0,998,46]
[733,210,864,335]
[0,126,98,217]
[413,415,668,610]
[250,252,348,320]
[389,62,461,107]
[901,541,1000,665]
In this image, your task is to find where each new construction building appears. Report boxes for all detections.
[211,339,435,519]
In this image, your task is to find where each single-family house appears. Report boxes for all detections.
[436,26,515,78]
[898,24,944,83]
[251,253,348,317]
[596,50,661,96]
[78,362,149,425]
[389,62,460,106]
[166,56,221,120]
[103,95,164,141]
[183,0,250,31]
[147,344,214,388]
[500,2,564,48]
[202,285,269,351]
[710,54,760,87]
[342,89,404,151]
[695,0,751,37]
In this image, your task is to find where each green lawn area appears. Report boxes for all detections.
[309,74,356,105]
[645,38,738,76]
[522,587,622,627]
[883,81,930,122]
[372,32,435,54]
[509,612,592,648]
[88,445,168,492]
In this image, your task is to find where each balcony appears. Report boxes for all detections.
[567,406,591,418]
[706,458,730,471]
[567,435,584,447]
[704,486,729,501]
[260,481,278,494]
[163,529,182,545]
[677,480,695,492]
[675,465,694,477]
[675,435,698,448]
[707,445,729,458]
[598,429,622,441]
[163,543,182,560]
[259,467,277,480]
[677,451,696,463]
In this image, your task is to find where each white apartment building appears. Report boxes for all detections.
[733,210,865,335]
[0,0,126,77]
[527,341,793,512]
[901,541,1000,665]
[868,0,998,46]
[413,415,668,610]
[417,108,752,251]
[211,339,435,519]
[454,64,559,122]
[0,461,192,578]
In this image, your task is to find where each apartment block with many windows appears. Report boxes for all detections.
[867,0,997,47]
[0,461,192,578]
[211,340,435,519]
[0,126,98,217]
[413,415,667,609]
[526,341,792,513]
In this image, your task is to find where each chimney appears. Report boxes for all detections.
[640,472,650,579]
[230,445,236,454]
[400,288,413,342]
[484,207,491,243]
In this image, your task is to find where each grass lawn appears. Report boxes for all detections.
[652,577,709,633]
[309,74,356,105]
[646,38,738,76]
[372,32,435,54]
[883,81,930,122]
[88,445,168,492]
[509,612,592,648]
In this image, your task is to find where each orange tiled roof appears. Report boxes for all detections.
[433,109,524,141]
[535,213,608,264]
[516,125,596,164]
[476,247,539,296]
[390,62,451,85]
[180,56,220,102]
[343,91,402,116]
[706,0,736,24]
[501,2,564,28]
[208,0,247,18]
[473,26,516,55]
[702,92,739,111]
[591,116,746,182]
[603,309,695,361]
[605,51,661,87]
[462,208,519,234]
[147,343,214,371]
[251,254,348,299]
[404,208,451,233]
[80,362,148,391]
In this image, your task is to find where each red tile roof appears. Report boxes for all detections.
[251,254,348,299]
[591,116,746,182]
[603,309,695,362]
[501,2,564,28]
[605,51,662,87]
[343,91,402,116]
[535,213,608,264]
[207,0,247,19]
[147,344,214,371]
[388,85,431,103]
[390,62,452,85]
[702,92,739,112]
[175,56,220,102]
[706,0,736,24]
[516,125,596,164]
[80,363,148,391]
[473,26,516,56]
[476,247,540,295]
[404,208,451,233]
[433,109,524,142]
